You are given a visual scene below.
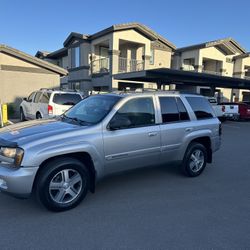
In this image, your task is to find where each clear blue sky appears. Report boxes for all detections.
[1,0,250,55]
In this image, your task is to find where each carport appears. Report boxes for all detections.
[114,68,250,97]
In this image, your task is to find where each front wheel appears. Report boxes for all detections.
[182,142,207,177]
[35,157,90,212]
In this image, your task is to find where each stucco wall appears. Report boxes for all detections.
[0,70,59,106]
[0,53,40,68]
[200,47,234,76]
[149,49,171,69]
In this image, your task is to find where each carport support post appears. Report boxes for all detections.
[156,82,162,90]
[210,86,216,97]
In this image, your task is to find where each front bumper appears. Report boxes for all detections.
[0,164,38,198]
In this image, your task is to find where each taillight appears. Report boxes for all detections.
[48,105,53,115]
[219,123,222,136]
[222,105,225,112]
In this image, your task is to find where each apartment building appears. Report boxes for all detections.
[172,38,250,102]
[36,23,176,94]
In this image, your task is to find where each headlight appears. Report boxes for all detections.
[0,147,24,167]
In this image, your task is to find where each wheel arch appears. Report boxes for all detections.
[190,136,212,163]
[33,152,96,194]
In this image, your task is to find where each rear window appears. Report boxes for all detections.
[186,97,214,120]
[53,94,82,105]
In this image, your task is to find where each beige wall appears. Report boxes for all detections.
[199,47,235,76]
[0,52,61,112]
[113,30,151,55]
[0,53,40,68]
[149,49,171,69]
[0,70,59,105]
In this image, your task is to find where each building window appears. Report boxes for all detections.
[150,49,154,65]
[72,82,80,91]
[72,46,80,68]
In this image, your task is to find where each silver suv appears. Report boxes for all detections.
[0,92,221,211]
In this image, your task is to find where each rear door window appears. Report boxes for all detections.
[53,94,82,105]
[159,97,190,123]
[159,97,179,122]
[34,92,42,103]
[186,97,214,119]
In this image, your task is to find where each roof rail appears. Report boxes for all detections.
[39,87,80,93]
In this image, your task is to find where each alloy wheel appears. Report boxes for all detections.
[49,169,83,204]
[189,149,205,173]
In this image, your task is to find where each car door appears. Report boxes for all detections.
[23,92,36,119]
[158,96,191,163]
[103,96,161,174]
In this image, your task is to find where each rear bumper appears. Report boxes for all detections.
[0,164,38,198]
[223,113,239,119]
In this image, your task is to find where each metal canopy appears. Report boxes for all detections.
[114,68,250,89]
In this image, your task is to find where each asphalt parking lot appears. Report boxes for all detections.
[0,121,250,249]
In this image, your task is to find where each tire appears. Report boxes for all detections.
[182,142,207,177]
[20,108,26,121]
[35,157,90,212]
[36,112,42,119]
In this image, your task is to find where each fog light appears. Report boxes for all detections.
[0,179,7,190]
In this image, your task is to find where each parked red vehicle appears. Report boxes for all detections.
[238,102,250,120]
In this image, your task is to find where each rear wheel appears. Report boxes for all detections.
[35,157,90,212]
[36,112,42,119]
[182,142,207,177]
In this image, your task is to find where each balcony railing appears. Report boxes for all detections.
[202,69,222,76]
[92,57,110,74]
[182,65,195,71]
[118,57,144,73]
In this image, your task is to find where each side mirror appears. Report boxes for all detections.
[108,116,132,130]
[23,97,28,102]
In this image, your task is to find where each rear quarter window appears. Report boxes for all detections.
[53,94,82,105]
[40,92,51,104]
[186,97,214,120]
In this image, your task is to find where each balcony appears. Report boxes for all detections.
[92,57,110,74]
[202,69,222,76]
[118,57,144,73]
[182,65,195,71]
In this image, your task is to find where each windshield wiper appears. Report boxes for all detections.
[60,114,93,126]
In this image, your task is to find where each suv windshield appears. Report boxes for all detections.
[53,93,82,105]
[64,95,122,124]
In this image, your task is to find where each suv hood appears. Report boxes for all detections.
[0,119,83,146]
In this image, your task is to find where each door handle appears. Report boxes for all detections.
[185,128,193,132]
[148,132,158,137]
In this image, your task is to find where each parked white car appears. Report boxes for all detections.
[219,102,240,120]
[20,89,83,121]
[205,97,225,121]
